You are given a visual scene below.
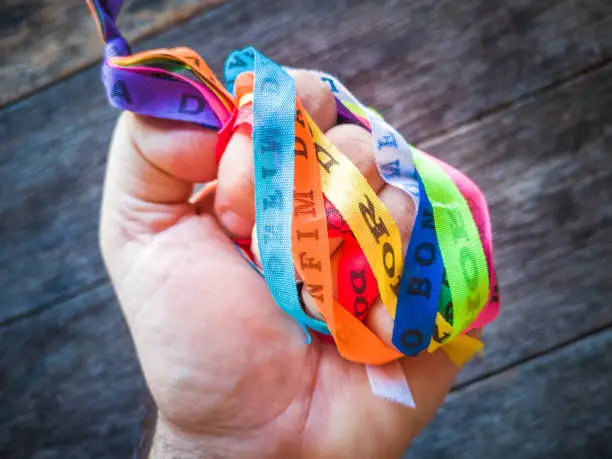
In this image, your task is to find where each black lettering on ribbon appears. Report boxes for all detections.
[295,136,308,158]
[400,329,424,348]
[382,242,396,277]
[422,208,435,230]
[408,277,431,299]
[457,239,482,318]
[432,324,450,344]
[111,80,132,104]
[264,255,282,277]
[350,270,367,294]
[351,270,368,317]
[299,252,322,271]
[296,109,305,127]
[296,229,319,241]
[185,56,202,69]
[264,135,279,155]
[261,77,279,94]
[261,224,280,245]
[390,278,401,297]
[441,269,449,287]
[150,72,174,81]
[178,94,206,115]
[354,297,368,317]
[415,242,435,266]
[263,224,279,235]
[305,283,324,302]
[492,284,500,303]
[263,189,282,210]
[261,167,277,179]
[443,301,453,322]
[315,143,339,173]
[358,194,390,244]
[294,191,316,217]
[228,53,248,69]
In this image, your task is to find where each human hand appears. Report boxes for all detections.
[100,69,473,459]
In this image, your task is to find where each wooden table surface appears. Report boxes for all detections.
[1,0,611,457]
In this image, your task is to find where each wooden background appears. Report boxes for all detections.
[1,0,611,457]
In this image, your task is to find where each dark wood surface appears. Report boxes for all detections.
[0,284,145,459]
[0,0,224,106]
[410,328,612,459]
[1,0,611,457]
[427,60,612,386]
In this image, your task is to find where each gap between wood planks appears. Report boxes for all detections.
[419,56,612,149]
[0,0,227,108]
[451,322,612,393]
[0,277,110,329]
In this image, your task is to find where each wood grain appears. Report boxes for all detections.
[2,0,610,323]
[0,284,146,458]
[1,284,609,458]
[2,0,611,115]
[408,327,612,458]
[422,62,612,385]
[0,0,225,106]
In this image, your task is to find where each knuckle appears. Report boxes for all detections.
[327,124,384,191]
[291,70,336,131]
[380,186,416,246]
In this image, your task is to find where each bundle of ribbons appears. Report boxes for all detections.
[88,0,499,379]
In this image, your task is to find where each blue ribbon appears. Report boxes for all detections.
[224,48,330,337]
[392,173,444,355]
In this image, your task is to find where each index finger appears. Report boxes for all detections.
[214,69,339,238]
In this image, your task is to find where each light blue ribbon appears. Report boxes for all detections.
[225,48,330,337]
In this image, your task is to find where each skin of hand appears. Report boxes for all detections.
[100,70,477,459]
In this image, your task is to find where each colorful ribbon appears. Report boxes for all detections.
[86,0,499,366]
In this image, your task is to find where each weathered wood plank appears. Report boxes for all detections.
[3,0,611,116]
[0,284,146,459]
[0,0,224,106]
[2,0,611,324]
[422,62,612,385]
[1,281,608,458]
[408,328,612,459]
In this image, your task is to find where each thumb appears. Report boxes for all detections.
[100,112,219,266]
